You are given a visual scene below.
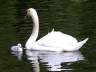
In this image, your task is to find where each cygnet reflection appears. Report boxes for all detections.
[26,50,85,71]
[11,51,23,60]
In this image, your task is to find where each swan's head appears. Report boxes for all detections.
[27,8,37,17]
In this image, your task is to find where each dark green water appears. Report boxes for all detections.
[0,0,96,72]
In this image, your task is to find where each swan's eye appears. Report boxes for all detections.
[27,10,31,16]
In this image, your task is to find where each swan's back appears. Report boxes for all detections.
[36,31,78,48]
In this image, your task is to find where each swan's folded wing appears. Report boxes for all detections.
[36,31,54,45]
[36,31,78,47]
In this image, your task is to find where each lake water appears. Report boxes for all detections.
[0,0,96,72]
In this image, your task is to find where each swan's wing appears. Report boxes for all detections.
[36,30,78,47]
[36,30,54,44]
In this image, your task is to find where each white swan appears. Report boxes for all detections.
[11,43,23,52]
[25,8,89,51]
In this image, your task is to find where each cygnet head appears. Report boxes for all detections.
[27,8,37,17]
[17,43,22,47]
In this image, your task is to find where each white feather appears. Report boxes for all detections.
[25,8,89,51]
[11,43,23,52]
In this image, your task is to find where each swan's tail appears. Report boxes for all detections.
[78,38,89,46]
[68,38,89,51]
[75,38,89,50]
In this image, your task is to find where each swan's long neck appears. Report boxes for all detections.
[30,11,39,41]
[25,9,39,48]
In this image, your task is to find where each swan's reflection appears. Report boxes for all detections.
[26,50,85,71]
[11,51,23,60]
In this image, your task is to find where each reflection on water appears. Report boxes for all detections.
[11,51,23,60]
[0,0,96,72]
[26,50,85,71]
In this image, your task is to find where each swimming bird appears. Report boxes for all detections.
[25,8,89,51]
[11,43,23,52]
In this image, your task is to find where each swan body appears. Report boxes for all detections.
[25,8,89,51]
[11,43,23,52]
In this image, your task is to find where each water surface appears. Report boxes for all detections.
[0,0,96,72]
